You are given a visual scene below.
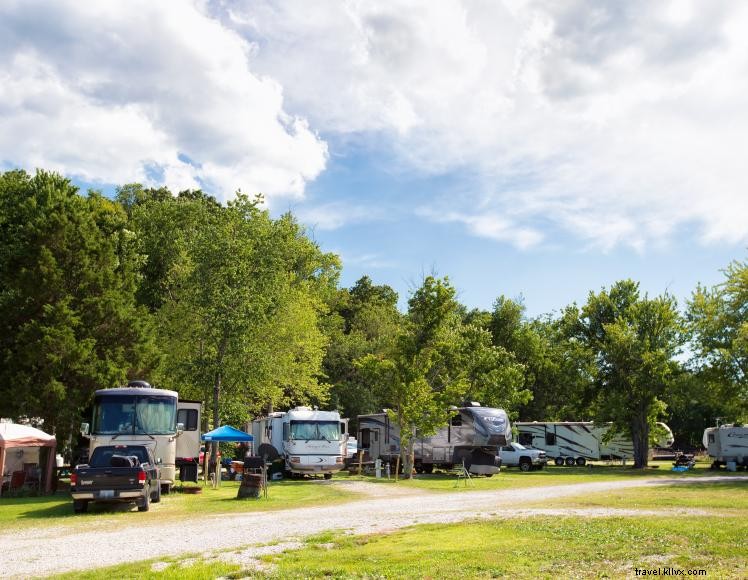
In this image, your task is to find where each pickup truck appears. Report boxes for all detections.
[70,445,161,513]
[499,442,547,472]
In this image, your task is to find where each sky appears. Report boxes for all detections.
[1,0,746,316]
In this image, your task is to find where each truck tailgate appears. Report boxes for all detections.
[75,467,143,491]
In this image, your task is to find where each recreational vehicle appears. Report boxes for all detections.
[514,421,674,465]
[358,404,511,475]
[80,380,202,492]
[251,407,348,479]
[703,424,748,469]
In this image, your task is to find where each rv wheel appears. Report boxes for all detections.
[324,473,332,480]
[422,464,434,474]
[565,457,576,467]
[576,457,587,467]
[554,457,565,467]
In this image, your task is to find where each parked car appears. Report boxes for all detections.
[70,445,161,513]
[498,442,547,472]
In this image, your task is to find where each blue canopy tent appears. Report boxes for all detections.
[200,426,253,487]
[201,425,253,443]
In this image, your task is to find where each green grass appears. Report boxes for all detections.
[0,479,355,531]
[527,480,748,512]
[52,555,242,580]
[265,515,748,578]
[341,460,744,492]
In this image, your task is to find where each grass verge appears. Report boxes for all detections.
[265,515,748,578]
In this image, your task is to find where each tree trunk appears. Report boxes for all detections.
[631,410,650,469]
[402,426,416,479]
[210,371,221,476]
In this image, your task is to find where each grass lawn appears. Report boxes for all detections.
[340,460,745,492]
[526,480,748,513]
[0,479,355,531]
[265,515,748,578]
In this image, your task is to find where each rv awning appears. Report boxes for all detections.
[200,425,253,442]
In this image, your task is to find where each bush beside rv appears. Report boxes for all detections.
[358,404,511,476]
[703,424,748,469]
[251,407,348,479]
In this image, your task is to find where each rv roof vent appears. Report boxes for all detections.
[293,406,312,412]
[460,401,481,407]
[127,380,152,389]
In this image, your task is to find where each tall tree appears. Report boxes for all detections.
[0,170,157,449]
[565,280,684,467]
[688,259,748,426]
[358,276,526,477]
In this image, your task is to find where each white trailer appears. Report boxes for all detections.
[81,380,202,492]
[515,421,674,466]
[251,407,348,479]
[703,424,748,469]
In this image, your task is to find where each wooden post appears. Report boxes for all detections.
[357,450,363,476]
[394,455,400,482]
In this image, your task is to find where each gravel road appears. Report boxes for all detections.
[1,476,743,578]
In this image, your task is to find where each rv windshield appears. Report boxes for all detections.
[289,421,340,441]
[93,395,177,435]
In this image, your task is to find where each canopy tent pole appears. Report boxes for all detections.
[0,446,5,498]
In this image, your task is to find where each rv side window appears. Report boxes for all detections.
[545,433,556,446]
[708,434,715,444]
[450,414,462,427]
[283,423,289,441]
[518,433,533,446]
[177,409,198,431]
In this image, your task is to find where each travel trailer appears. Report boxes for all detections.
[358,404,511,475]
[251,407,348,479]
[514,421,674,465]
[703,424,748,469]
[80,380,202,492]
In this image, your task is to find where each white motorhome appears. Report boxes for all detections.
[251,407,347,479]
[514,421,674,466]
[703,424,748,469]
[81,380,202,492]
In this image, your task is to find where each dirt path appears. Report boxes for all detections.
[1,476,743,578]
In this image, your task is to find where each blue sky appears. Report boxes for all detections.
[2,1,746,317]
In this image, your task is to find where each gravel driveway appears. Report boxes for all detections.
[1,475,743,578]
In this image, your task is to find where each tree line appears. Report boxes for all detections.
[0,170,746,469]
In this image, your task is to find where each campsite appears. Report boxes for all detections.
[3,2,748,578]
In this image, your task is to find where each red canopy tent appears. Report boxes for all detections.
[0,422,57,496]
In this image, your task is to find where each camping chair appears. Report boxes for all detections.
[9,471,26,495]
[23,463,41,492]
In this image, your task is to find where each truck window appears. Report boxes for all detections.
[177,409,198,431]
[502,446,513,452]
[545,433,556,446]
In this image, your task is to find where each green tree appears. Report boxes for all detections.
[0,170,157,449]
[151,193,339,465]
[688,259,748,426]
[357,276,526,477]
[566,280,684,467]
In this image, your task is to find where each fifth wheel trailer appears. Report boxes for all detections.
[514,421,674,465]
[358,404,511,475]
[703,424,748,469]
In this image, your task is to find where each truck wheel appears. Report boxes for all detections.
[151,481,161,503]
[565,457,576,467]
[138,485,151,512]
[554,457,565,467]
[576,457,587,467]
[73,500,88,514]
[519,460,532,472]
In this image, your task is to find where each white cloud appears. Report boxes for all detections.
[0,0,327,201]
[294,201,385,231]
[218,0,748,249]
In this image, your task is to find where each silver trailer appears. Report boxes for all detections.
[703,424,748,469]
[515,421,674,466]
[357,404,511,476]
